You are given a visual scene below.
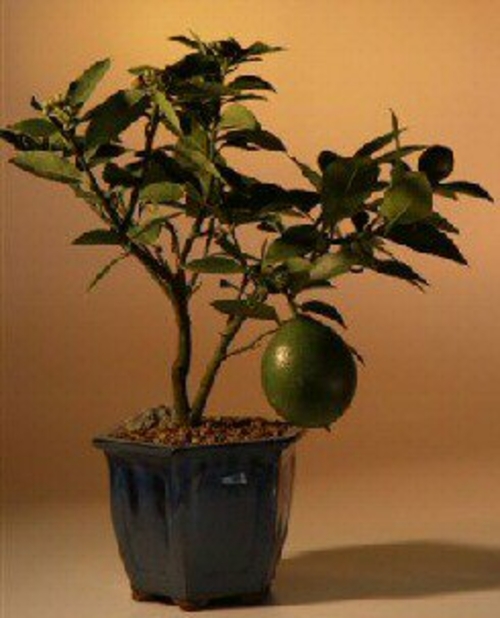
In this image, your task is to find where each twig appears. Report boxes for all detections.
[122,107,160,231]
[224,327,277,359]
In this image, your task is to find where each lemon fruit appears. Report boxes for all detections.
[261,316,357,427]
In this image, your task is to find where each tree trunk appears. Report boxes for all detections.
[170,275,192,425]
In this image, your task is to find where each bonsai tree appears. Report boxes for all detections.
[2,33,493,430]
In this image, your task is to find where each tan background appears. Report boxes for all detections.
[3,2,500,617]
[3,0,500,503]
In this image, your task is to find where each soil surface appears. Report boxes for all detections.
[111,405,297,447]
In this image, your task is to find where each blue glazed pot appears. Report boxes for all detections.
[93,427,302,609]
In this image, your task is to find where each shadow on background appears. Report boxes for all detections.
[274,541,500,605]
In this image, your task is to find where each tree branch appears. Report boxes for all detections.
[122,107,160,231]
[224,327,277,360]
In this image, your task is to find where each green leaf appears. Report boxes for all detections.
[73,229,121,245]
[265,225,320,264]
[175,137,223,180]
[265,239,306,264]
[222,129,286,152]
[67,58,111,108]
[228,75,275,92]
[219,104,259,131]
[153,92,182,135]
[244,42,284,56]
[169,35,200,50]
[434,185,458,200]
[370,258,428,288]
[129,218,165,244]
[290,157,322,190]
[439,181,493,202]
[376,145,426,164]
[425,212,459,234]
[310,251,355,281]
[380,171,433,224]
[386,222,466,264]
[186,256,244,274]
[139,181,183,204]
[285,189,320,212]
[10,118,58,138]
[355,127,406,157]
[85,90,146,148]
[87,253,128,291]
[0,127,66,152]
[11,151,82,184]
[321,156,379,224]
[301,300,346,328]
[212,299,278,321]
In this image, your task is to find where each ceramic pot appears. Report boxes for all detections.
[93,427,302,610]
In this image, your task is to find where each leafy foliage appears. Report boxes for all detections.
[0,32,495,425]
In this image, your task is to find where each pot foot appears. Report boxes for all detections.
[174,599,209,612]
[131,588,169,603]
[240,585,271,605]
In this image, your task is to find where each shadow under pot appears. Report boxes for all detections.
[93,428,303,611]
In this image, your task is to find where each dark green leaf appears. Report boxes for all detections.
[371,258,428,288]
[290,157,322,190]
[85,90,146,148]
[265,239,306,264]
[376,145,426,164]
[212,299,278,321]
[222,128,286,152]
[434,185,458,200]
[87,143,128,167]
[285,189,320,212]
[265,225,320,264]
[215,235,249,262]
[386,222,467,264]
[228,75,275,92]
[186,256,244,274]
[321,156,379,223]
[355,127,406,157]
[103,162,138,187]
[244,41,284,56]
[175,136,223,179]
[169,35,201,50]
[439,181,493,202]
[73,229,121,245]
[301,300,346,328]
[11,151,82,184]
[67,58,111,108]
[1,128,44,151]
[425,213,459,234]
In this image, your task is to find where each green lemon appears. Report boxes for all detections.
[261,316,357,427]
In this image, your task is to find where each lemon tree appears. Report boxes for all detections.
[1,33,493,428]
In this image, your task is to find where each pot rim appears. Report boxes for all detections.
[93,420,305,455]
